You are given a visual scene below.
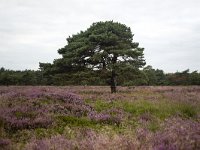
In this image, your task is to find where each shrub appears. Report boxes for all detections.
[152,117,200,150]
[0,106,52,131]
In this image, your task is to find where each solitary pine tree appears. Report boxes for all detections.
[41,21,145,93]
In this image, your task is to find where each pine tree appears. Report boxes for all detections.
[44,21,146,92]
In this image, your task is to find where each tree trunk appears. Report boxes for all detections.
[111,70,117,93]
[110,55,117,93]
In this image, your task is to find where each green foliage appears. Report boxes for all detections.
[0,68,44,85]
[57,116,97,127]
[1,19,200,87]
[177,104,197,118]
[34,128,55,139]
[167,69,190,85]
[147,121,160,132]
[1,65,200,86]
[143,65,167,85]
[39,21,146,92]
[14,112,36,119]
[122,100,159,115]
[89,98,199,120]
[189,71,200,85]
[93,100,115,112]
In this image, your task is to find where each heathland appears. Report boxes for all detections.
[0,86,199,149]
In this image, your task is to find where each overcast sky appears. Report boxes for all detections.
[0,0,200,72]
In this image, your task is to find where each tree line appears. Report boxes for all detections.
[1,21,199,88]
[0,66,200,86]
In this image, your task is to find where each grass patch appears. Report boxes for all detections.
[89,99,199,120]
[177,103,198,118]
[147,121,160,132]
[122,100,159,115]
[57,116,97,127]
[86,99,121,112]
[93,100,114,112]
[34,128,56,139]
[15,111,36,119]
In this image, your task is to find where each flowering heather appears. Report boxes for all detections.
[152,117,200,150]
[138,113,155,124]
[88,108,125,125]
[1,88,87,129]
[135,127,153,149]
[0,105,52,131]
[0,138,11,149]
[0,86,199,149]
[89,111,121,125]
[51,103,93,117]
[0,86,83,104]
[25,131,135,150]
[149,86,200,104]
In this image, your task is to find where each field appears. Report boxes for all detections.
[0,86,200,150]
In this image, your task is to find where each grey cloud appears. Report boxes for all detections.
[0,0,200,72]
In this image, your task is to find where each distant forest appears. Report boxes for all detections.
[1,21,200,86]
[0,66,200,86]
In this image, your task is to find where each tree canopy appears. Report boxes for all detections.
[40,21,146,92]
